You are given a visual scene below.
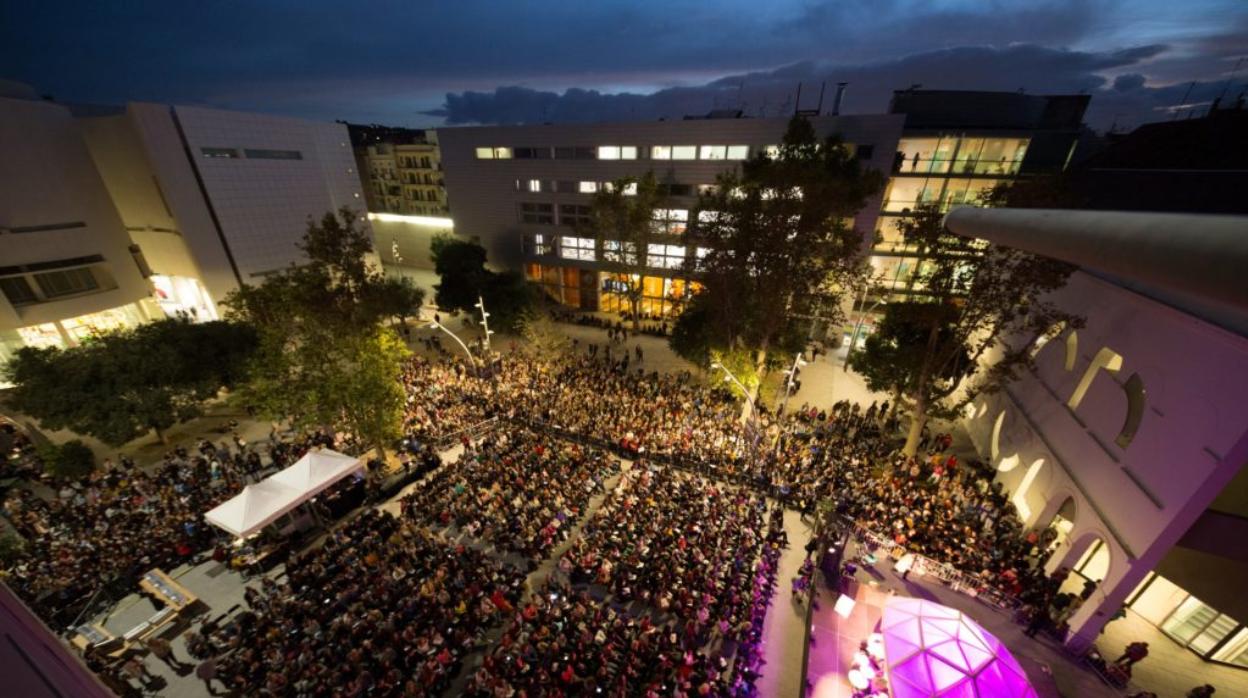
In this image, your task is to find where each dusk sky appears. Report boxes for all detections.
[2,0,1246,132]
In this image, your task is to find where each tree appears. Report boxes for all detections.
[36,440,96,480]
[225,208,419,458]
[863,202,1082,456]
[581,172,665,332]
[429,233,538,334]
[4,318,257,446]
[675,116,886,396]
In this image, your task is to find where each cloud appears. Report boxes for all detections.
[429,42,1208,130]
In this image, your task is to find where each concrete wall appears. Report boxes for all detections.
[438,115,905,271]
[962,271,1248,647]
[0,97,151,331]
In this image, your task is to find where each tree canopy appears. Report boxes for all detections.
[858,202,1082,456]
[4,318,257,446]
[580,171,666,332]
[429,233,537,333]
[225,208,419,456]
[672,116,886,385]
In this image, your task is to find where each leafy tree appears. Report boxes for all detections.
[674,116,886,398]
[430,234,489,311]
[4,319,257,445]
[580,172,666,333]
[862,203,1081,456]
[0,534,25,565]
[520,312,572,357]
[428,233,537,334]
[225,208,419,458]
[36,439,96,480]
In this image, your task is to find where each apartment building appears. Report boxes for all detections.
[438,113,906,315]
[350,125,449,217]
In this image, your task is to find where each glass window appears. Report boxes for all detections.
[622,182,638,196]
[598,146,621,160]
[647,243,686,269]
[475,147,495,159]
[652,209,689,235]
[493,147,512,159]
[578,181,598,194]
[34,267,99,298]
[559,236,596,261]
[527,179,542,193]
[201,147,239,159]
[726,145,750,160]
[603,240,638,265]
[672,145,697,160]
[1211,626,1248,667]
[0,276,38,305]
[559,204,592,227]
[699,145,727,160]
[651,146,671,160]
[620,146,637,160]
[515,147,551,159]
[518,202,554,225]
[244,148,302,160]
[763,145,781,159]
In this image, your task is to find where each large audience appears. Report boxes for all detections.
[402,429,618,565]
[0,324,1072,696]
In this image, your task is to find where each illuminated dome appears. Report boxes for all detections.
[881,597,1038,698]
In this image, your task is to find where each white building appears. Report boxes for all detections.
[0,90,372,368]
[950,208,1248,667]
[0,95,160,365]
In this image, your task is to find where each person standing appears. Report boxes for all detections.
[1114,641,1149,668]
[145,636,194,672]
[1187,685,1216,698]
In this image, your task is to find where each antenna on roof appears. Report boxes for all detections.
[815,81,827,114]
[794,83,802,116]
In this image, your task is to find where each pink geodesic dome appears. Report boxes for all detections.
[881,597,1038,698]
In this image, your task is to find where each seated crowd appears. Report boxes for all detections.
[193,509,525,697]
[401,429,618,564]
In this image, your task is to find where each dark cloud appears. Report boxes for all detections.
[429,43,1215,130]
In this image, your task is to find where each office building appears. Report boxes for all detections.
[438,113,905,314]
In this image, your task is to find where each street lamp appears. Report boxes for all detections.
[709,361,756,421]
[778,354,808,417]
[475,295,494,352]
[428,320,477,366]
[710,360,763,477]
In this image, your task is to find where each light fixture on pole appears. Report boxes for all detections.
[428,320,477,367]
[475,295,494,352]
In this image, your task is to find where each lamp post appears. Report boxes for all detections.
[778,353,808,417]
[428,320,477,367]
[711,361,763,474]
[475,295,494,353]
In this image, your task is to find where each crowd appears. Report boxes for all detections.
[401,429,618,565]
[193,509,525,697]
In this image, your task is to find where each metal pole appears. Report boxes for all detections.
[475,295,494,353]
[429,321,476,366]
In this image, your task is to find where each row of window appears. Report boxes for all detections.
[531,234,711,268]
[518,203,694,232]
[201,147,303,161]
[1,266,103,306]
[479,144,761,162]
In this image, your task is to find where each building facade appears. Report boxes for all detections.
[438,114,906,315]
[0,96,161,367]
[350,124,449,217]
[948,207,1248,668]
[1,92,373,371]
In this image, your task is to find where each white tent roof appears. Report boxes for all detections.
[203,449,363,538]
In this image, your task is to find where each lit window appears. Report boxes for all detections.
[494,147,512,159]
[598,146,621,160]
[621,146,637,159]
[527,179,542,193]
[699,145,727,160]
[697,184,717,196]
[697,210,722,223]
[672,145,697,160]
[475,147,494,159]
[647,244,687,269]
[579,181,599,194]
[727,145,750,160]
[475,147,512,159]
[622,182,638,196]
[603,240,638,264]
[560,236,596,261]
[763,145,781,159]
[201,147,239,159]
[651,146,672,160]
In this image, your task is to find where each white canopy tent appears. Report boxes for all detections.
[204,449,363,538]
